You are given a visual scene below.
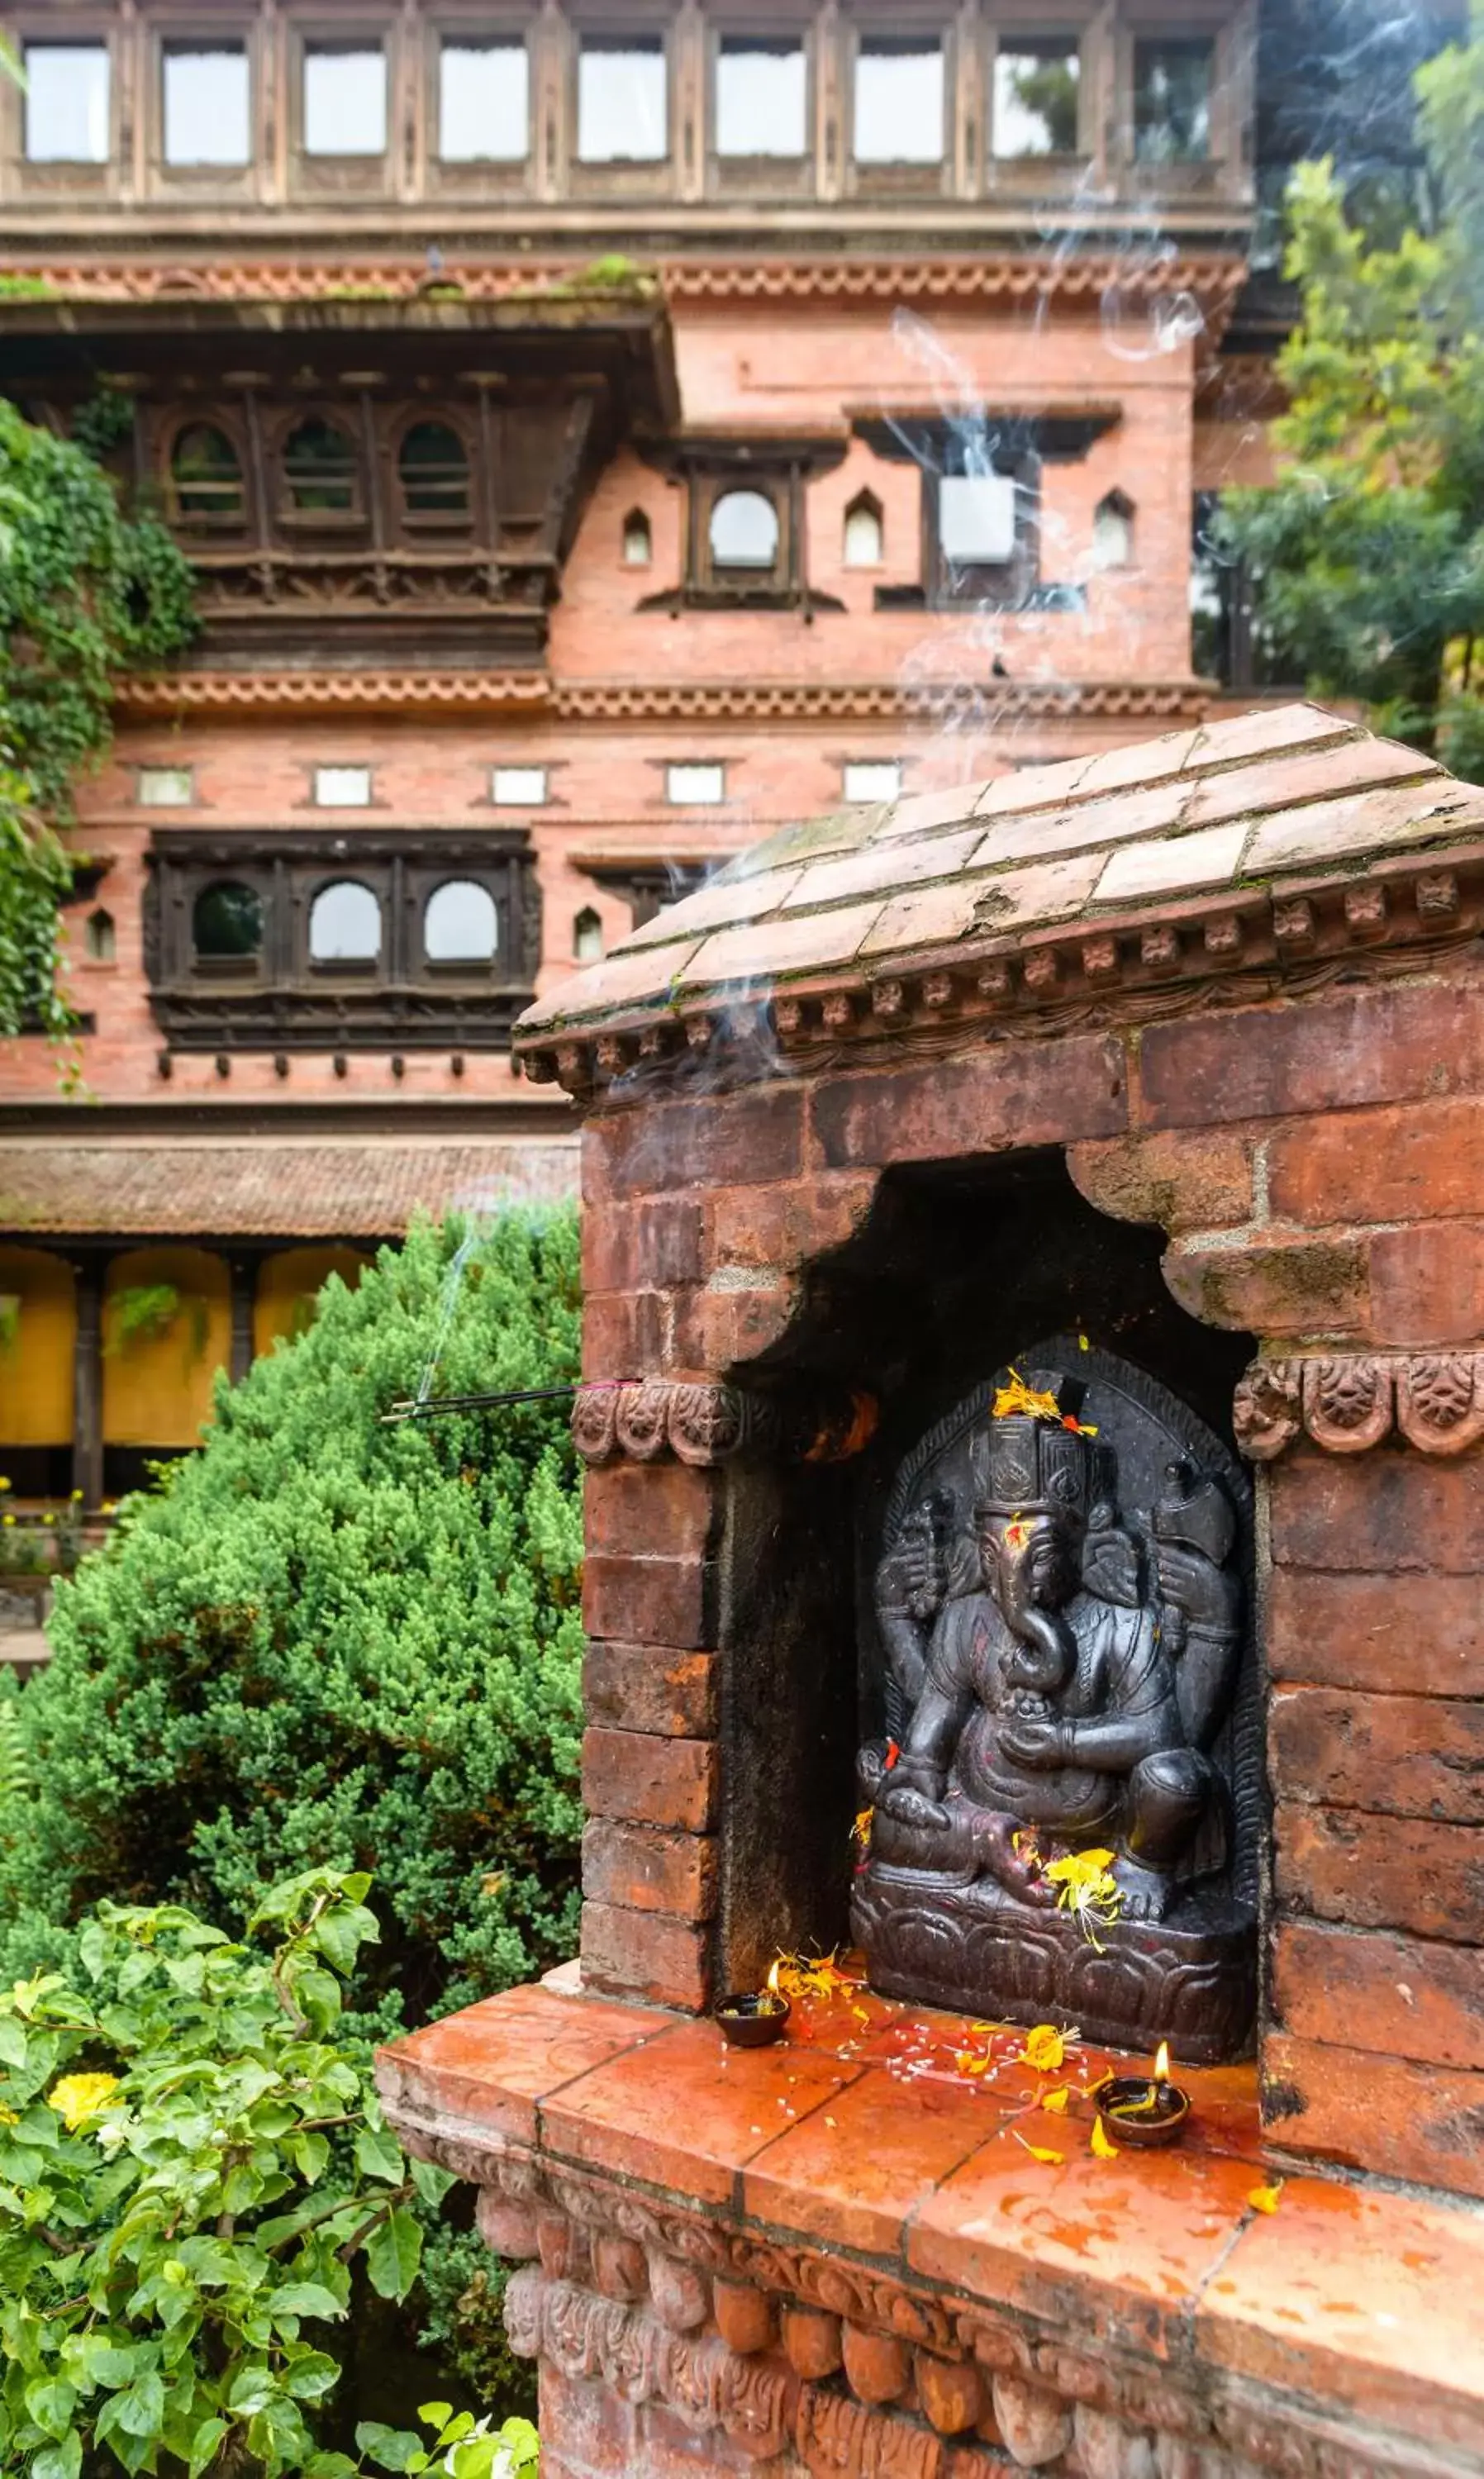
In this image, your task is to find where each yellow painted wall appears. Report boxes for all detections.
[253,1246,370,1357]
[0,1245,76,1446]
[102,1247,231,1448]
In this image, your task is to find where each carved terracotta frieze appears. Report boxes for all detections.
[1234,1352,1484,1460]
[572,1382,878,1468]
[454,2163,1438,2479]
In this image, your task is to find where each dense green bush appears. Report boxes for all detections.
[0,1211,584,2026]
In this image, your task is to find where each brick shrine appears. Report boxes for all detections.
[378,702,1484,2478]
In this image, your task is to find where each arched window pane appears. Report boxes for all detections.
[84,907,116,963]
[843,498,882,568]
[283,419,358,514]
[193,880,263,959]
[399,421,470,516]
[1093,494,1134,570]
[623,509,652,567]
[573,906,604,963]
[424,879,497,962]
[171,424,245,523]
[309,879,381,962]
[709,488,779,570]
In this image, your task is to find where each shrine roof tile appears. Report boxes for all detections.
[516,707,1484,1074]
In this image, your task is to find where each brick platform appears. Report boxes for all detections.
[377,1974,1484,2479]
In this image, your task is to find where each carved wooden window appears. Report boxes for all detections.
[991,40,1080,159]
[691,475,792,601]
[438,39,529,161]
[424,879,498,963]
[715,36,806,159]
[708,488,780,575]
[397,421,471,527]
[193,880,264,972]
[308,880,382,964]
[852,35,943,166]
[1134,40,1213,164]
[169,424,247,531]
[854,416,1112,614]
[163,43,250,167]
[302,42,387,155]
[576,35,668,163]
[282,419,360,519]
[145,830,542,1052]
[24,44,110,163]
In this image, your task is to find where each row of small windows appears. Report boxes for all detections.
[170,417,470,531]
[20,31,1214,171]
[193,876,501,965]
[136,756,916,814]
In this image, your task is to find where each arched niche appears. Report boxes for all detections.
[254,1245,371,1357]
[711,1149,1254,2000]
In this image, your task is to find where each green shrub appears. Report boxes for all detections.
[0,1866,459,2479]
[0,1211,584,2028]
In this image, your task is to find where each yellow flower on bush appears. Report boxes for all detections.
[48,2072,121,2129]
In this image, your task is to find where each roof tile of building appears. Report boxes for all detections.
[0,1140,578,1241]
[514,703,1484,1095]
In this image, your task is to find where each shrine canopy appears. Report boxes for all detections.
[515,703,1484,1096]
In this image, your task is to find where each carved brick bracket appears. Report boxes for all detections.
[1234,1350,1484,1460]
[572,1379,878,1468]
[383,2128,1444,2479]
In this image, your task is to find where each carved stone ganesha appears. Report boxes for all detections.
[851,1340,1259,2063]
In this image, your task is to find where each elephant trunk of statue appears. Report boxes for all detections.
[1002,1594,1076,1696]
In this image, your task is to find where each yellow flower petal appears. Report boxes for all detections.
[1013,2133,1063,2165]
[1248,2182,1283,2215]
[1039,2086,1069,2115]
[1019,2024,1066,2073]
[1090,2117,1120,2160]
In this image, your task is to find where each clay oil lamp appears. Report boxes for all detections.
[1092,2043,1191,2148]
[716,1961,792,2048]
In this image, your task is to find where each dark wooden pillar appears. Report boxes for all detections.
[230,1259,255,1384]
[71,1259,104,1509]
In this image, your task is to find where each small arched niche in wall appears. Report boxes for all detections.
[573,906,604,964]
[843,490,884,569]
[1092,488,1135,570]
[621,508,653,567]
[84,907,116,963]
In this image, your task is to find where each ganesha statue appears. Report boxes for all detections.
[851,1339,1259,2062]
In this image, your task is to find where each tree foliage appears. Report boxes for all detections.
[0,1868,458,2479]
[0,1211,585,2031]
[0,397,195,1038]
[1221,12,1484,775]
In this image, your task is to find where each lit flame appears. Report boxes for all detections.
[1153,2042,1171,2083]
[766,1961,782,1998]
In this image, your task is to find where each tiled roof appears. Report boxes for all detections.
[514,704,1484,1095]
[0,1140,578,1240]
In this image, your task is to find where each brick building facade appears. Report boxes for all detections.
[0,0,1283,1494]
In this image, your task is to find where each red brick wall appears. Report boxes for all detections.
[575,954,1484,2199]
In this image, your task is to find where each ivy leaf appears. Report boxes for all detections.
[113,2371,167,2439]
[282,2348,341,2400]
[186,2419,228,2479]
[271,2282,346,2324]
[408,2158,455,2209]
[355,2420,427,2472]
[364,2205,422,2301]
[24,2377,78,2441]
[32,2439,83,2479]
[354,2121,405,2185]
